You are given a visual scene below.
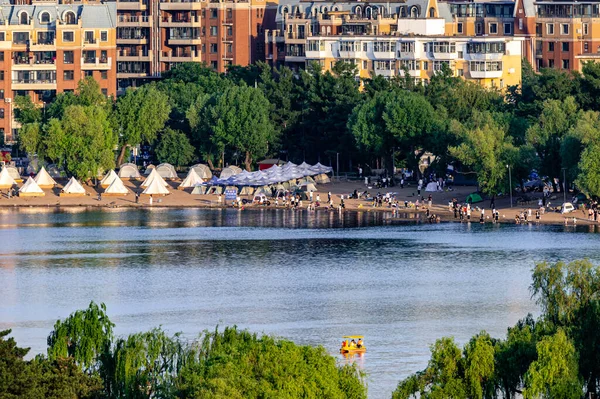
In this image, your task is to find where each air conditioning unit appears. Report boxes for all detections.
[576,28,582,33]
[5,98,11,103]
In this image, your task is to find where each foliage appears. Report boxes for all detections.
[155,128,196,167]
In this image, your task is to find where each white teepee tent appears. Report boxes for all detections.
[0,167,17,189]
[142,177,170,196]
[19,177,45,197]
[103,176,130,196]
[141,168,169,188]
[178,168,203,190]
[34,166,57,188]
[60,177,87,197]
[100,170,119,188]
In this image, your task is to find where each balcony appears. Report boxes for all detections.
[12,78,57,90]
[117,0,149,10]
[118,15,152,27]
[168,36,201,45]
[469,70,503,78]
[31,39,56,51]
[373,50,395,60]
[160,51,201,62]
[12,59,57,70]
[81,57,113,70]
[160,0,202,11]
[399,69,421,78]
[161,17,200,27]
[467,52,503,61]
[305,49,326,58]
[118,71,151,78]
[117,35,149,44]
[374,69,396,77]
[118,51,152,61]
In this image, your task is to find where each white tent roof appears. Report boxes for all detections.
[0,167,16,187]
[142,177,170,195]
[62,177,86,194]
[19,177,44,193]
[101,170,119,187]
[179,168,203,188]
[104,176,129,194]
[34,166,57,187]
[4,166,20,181]
[118,163,141,179]
[220,166,241,179]
[156,163,178,179]
[142,168,169,188]
[425,182,439,192]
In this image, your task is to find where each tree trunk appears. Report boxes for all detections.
[207,159,215,170]
[116,145,127,167]
[244,151,252,172]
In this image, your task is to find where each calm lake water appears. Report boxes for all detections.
[1,208,599,398]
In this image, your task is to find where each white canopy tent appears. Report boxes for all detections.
[156,163,178,180]
[19,177,45,197]
[178,168,203,190]
[141,168,169,188]
[142,178,170,196]
[34,166,57,188]
[144,164,155,175]
[60,177,87,197]
[220,166,241,179]
[425,182,440,192]
[190,164,212,180]
[118,163,141,180]
[0,167,17,189]
[100,170,119,188]
[103,176,130,196]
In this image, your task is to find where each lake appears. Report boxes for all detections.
[0,208,599,398]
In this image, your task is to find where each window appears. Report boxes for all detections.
[19,11,28,25]
[0,52,4,62]
[226,26,232,36]
[101,31,108,42]
[210,8,217,18]
[362,60,368,69]
[0,89,4,99]
[562,59,569,69]
[584,42,589,53]
[549,59,554,68]
[0,33,4,41]
[63,31,74,42]
[37,31,54,45]
[63,70,74,80]
[211,60,217,69]
[63,51,74,63]
[423,61,428,70]
[457,23,463,34]
[210,43,217,53]
[101,89,108,96]
[489,23,497,34]
[583,23,589,35]
[101,71,107,79]
[84,31,94,44]
[64,11,76,24]
[429,7,435,17]
[433,60,450,72]
[84,70,93,77]
[562,42,569,52]
[547,23,554,35]
[363,42,368,52]
[0,109,4,119]
[504,23,511,34]
[13,32,29,44]
[0,72,4,81]
[519,19,523,30]
[210,26,217,36]
[458,51,463,58]
[400,60,420,70]
[40,11,50,23]
[548,42,554,51]
[561,24,569,35]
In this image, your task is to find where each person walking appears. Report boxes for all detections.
[309,191,314,202]
[328,191,331,202]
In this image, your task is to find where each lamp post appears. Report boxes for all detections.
[336,152,339,179]
[562,167,567,204]
[506,164,512,208]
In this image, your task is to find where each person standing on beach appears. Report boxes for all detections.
[149,194,153,206]
[466,206,471,221]
[309,191,313,202]
[328,192,331,203]
[135,193,139,204]
[218,194,222,206]
[428,194,432,208]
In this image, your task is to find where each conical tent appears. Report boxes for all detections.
[103,176,129,196]
[19,177,45,197]
[191,185,206,195]
[100,170,119,188]
[4,166,21,182]
[118,163,141,179]
[156,163,178,179]
[190,164,212,179]
[142,177,170,196]
[34,166,57,188]
[60,177,87,197]
[0,167,16,189]
[178,168,203,190]
[142,168,169,188]
[239,186,254,195]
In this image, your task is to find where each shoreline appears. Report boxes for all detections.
[0,179,592,227]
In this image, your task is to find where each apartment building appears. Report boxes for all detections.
[265,0,523,87]
[0,2,117,143]
[115,0,276,92]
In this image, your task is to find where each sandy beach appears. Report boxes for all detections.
[0,177,591,226]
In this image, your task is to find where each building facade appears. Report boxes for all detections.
[115,0,277,92]
[0,2,117,143]
[265,0,524,87]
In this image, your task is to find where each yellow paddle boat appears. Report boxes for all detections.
[340,335,366,354]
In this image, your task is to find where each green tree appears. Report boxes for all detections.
[14,95,42,124]
[523,329,581,399]
[47,301,114,373]
[115,85,171,166]
[155,128,196,167]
